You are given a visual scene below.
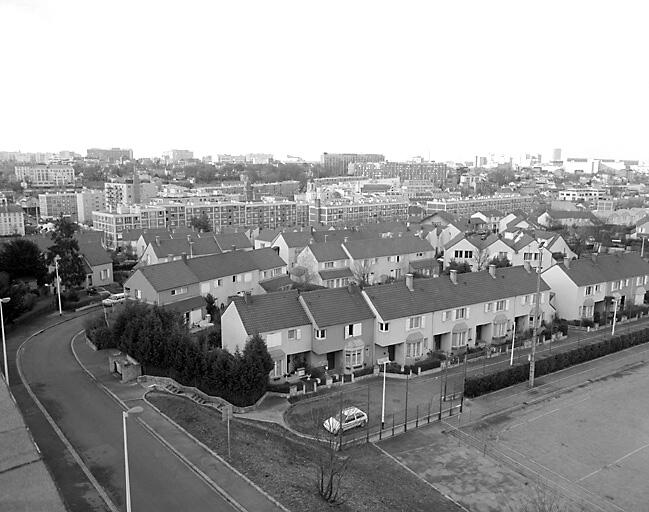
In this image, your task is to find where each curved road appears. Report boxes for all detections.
[16,315,238,512]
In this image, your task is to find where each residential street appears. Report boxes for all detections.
[12,313,240,512]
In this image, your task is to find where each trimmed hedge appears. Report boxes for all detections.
[353,366,374,378]
[464,327,649,398]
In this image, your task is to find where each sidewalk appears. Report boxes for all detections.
[72,335,287,512]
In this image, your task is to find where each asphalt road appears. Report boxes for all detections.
[15,314,239,512]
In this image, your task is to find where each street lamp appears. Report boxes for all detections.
[377,356,390,428]
[54,256,62,316]
[529,241,545,388]
[611,297,619,336]
[123,405,143,512]
[1,297,10,386]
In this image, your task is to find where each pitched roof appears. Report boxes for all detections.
[342,236,432,259]
[255,228,283,243]
[149,237,221,258]
[319,267,354,280]
[364,266,551,321]
[213,232,252,251]
[232,290,311,335]
[137,260,199,291]
[185,248,285,282]
[277,231,314,248]
[0,204,23,213]
[503,233,536,252]
[300,286,375,328]
[160,295,205,314]
[408,258,438,270]
[80,244,113,266]
[552,253,649,286]
[307,242,348,262]
[259,275,294,292]
[247,248,287,270]
[546,210,599,220]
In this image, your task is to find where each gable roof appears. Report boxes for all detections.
[232,290,311,335]
[550,253,649,286]
[136,260,199,291]
[213,232,252,251]
[307,242,348,262]
[546,210,599,221]
[503,233,536,252]
[277,231,314,248]
[300,286,375,328]
[342,236,432,259]
[319,267,354,280]
[259,274,294,292]
[185,248,285,282]
[364,266,551,321]
[148,237,221,258]
[80,244,113,266]
[256,228,283,243]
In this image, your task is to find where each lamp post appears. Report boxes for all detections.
[123,406,143,512]
[529,241,545,388]
[509,321,517,365]
[54,256,62,316]
[611,298,619,336]
[1,297,10,386]
[378,357,390,428]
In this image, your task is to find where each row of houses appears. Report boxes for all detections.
[220,253,649,379]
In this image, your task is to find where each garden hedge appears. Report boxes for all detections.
[464,327,649,398]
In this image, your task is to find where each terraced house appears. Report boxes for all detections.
[362,266,553,367]
[541,253,649,322]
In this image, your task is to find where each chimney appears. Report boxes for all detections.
[488,264,496,278]
[324,234,328,243]
[155,235,160,246]
[167,254,173,261]
[231,245,236,252]
[523,261,531,273]
[181,252,187,262]
[565,258,571,269]
[344,236,349,243]
[189,241,194,258]
[449,269,457,284]
[244,291,251,304]
[406,273,414,291]
[347,283,356,294]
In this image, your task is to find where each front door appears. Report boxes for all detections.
[388,345,396,362]
[434,334,442,351]
[327,352,336,370]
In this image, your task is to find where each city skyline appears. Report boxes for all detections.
[1,1,647,162]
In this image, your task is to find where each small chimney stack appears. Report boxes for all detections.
[155,235,160,246]
[565,258,571,269]
[488,264,496,278]
[231,245,236,252]
[244,291,251,304]
[449,269,458,284]
[187,234,192,242]
[406,273,414,291]
[344,236,349,243]
[181,252,187,262]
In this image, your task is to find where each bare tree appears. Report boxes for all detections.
[472,248,491,271]
[310,407,350,505]
[507,481,571,512]
[351,259,374,286]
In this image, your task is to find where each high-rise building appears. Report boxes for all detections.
[76,189,106,224]
[349,161,448,187]
[104,174,158,210]
[162,149,194,164]
[0,203,25,236]
[86,148,133,163]
[15,164,75,188]
[320,153,385,175]
[551,148,562,163]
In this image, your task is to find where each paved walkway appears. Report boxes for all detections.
[72,335,287,512]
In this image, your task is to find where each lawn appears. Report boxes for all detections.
[148,392,463,512]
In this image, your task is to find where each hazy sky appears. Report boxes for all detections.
[1,0,647,162]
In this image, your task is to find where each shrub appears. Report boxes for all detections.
[62,289,79,302]
[464,327,649,398]
[580,319,595,328]
[353,366,373,378]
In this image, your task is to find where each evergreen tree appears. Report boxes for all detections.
[47,216,86,289]
[0,239,48,285]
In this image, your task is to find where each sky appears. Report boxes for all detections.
[1,0,647,163]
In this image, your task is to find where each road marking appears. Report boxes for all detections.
[576,440,649,483]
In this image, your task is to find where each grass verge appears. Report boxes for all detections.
[148,391,463,512]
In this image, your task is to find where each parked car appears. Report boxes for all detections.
[102,292,126,307]
[323,406,368,434]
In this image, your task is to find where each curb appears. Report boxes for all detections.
[144,393,291,512]
[69,332,261,512]
[15,318,119,512]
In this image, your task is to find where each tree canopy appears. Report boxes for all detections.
[0,239,48,285]
[47,217,86,288]
[189,212,212,232]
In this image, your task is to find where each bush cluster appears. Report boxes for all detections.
[84,303,273,406]
[353,366,374,378]
[464,327,649,398]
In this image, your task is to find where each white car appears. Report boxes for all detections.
[323,406,368,434]
[102,292,126,307]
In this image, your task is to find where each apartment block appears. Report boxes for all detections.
[15,164,75,188]
[39,192,79,220]
[426,195,535,216]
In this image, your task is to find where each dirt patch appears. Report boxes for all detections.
[148,392,463,512]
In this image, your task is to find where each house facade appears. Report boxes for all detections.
[541,253,649,322]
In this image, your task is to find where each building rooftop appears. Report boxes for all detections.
[300,286,374,328]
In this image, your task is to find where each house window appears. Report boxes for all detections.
[379,322,389,332]
[455,307,466,320]
[315,329,326,339]
[288,328,301,340]
[524,253,532,261]
[493,322,507,337]
[244,272,252,282]
[407,339,426,358]
[324,261,334,269]
[100,269,108,280]
[451,331,468,347]
[232,275,237,283]
[345,347,363,368]
[485,302,493,312]
[585,286,593,296]
[135,289,142,299]
[454,250,462,258]
[214,279,222,287]
[637,276,643,286]
[594,284,600,292]
[416,252,424,257]
[170,287,187,296]
[496,300,506,311]
[271,359,283,378]
[345,323,362,338]
[408,316,423,329]
[625,278,630,287]
[464,250,473,258]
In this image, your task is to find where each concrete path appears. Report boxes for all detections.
[72,333,288,512]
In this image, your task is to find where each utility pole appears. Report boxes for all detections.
[529,242,545,388]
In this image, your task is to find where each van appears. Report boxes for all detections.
[102,293,126,307]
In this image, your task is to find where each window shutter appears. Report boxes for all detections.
[421,316,425,328]
[484,303,489,313]
[466,307,470,319]
[505,299,510,310]
[296,329,302,339]
[355,323,362,335]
